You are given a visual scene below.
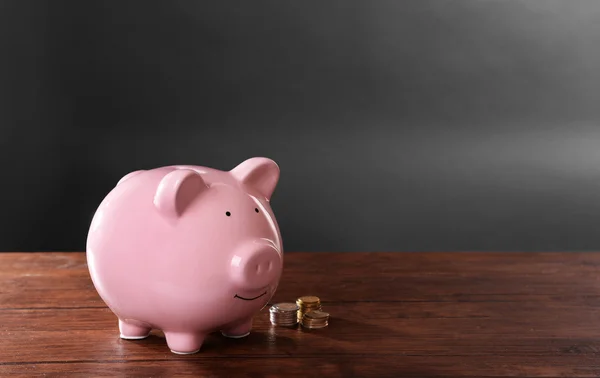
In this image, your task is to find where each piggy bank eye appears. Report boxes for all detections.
[226,211,231,216]
[255,208,259,213]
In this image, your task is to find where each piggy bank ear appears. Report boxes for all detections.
[154,169,208,218]
[230,157,280,200]
[116,170,145,186]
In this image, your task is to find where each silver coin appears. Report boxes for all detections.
[273,303,299,312]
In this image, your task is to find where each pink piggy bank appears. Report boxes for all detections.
[86,157,283,354]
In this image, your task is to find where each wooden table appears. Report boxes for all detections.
[1,252,600,377]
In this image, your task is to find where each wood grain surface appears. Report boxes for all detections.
[1,252,600,377]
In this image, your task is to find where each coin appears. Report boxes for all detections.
[273,303,300,312]
[303,310,329,320]
[296,296,322,322]
[296,296,320,305]
[301,310,330,329]
[269,302,299,327]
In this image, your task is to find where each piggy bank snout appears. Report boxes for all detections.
[230,242,281,290]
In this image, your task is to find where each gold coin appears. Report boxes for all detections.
[296,296,320,305]
[302,322,328,329]
[303,304,320,307]
[304,310,329,320]
[300,317,328,329]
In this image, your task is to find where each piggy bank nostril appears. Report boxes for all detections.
[230,244,281,288]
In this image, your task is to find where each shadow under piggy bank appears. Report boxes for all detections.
[117,325,441,377]
[122,328,298,356]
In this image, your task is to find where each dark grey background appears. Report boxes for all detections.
[1,0,600,252]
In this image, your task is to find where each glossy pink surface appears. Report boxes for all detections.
[86,157,283,354]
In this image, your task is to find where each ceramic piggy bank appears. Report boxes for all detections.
[86,157,283,354]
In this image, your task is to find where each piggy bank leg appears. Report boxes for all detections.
[119,319,151,340]
[164,332,205,354]
[221,318,253,338]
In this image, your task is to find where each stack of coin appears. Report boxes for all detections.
[301,310,330,329]
[269,303,299,326]
[296,296,322,322]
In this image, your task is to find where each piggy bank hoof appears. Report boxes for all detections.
[120,333,150,340]
[170,348,201,355]
[118,319,151,340]
[164,332,205,354]
[221,331,250,339]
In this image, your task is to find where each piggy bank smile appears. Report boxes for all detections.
[234,291,267,301]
